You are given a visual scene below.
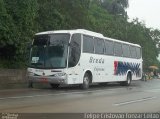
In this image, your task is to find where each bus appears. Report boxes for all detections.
[27,29,142,89]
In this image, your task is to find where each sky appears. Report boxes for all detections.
[127,0,160,30]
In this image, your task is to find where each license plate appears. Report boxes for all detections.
[40,78,48,83]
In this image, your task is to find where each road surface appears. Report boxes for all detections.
[0,79,160,113]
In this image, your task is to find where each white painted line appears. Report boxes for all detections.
[114,97,157,106]
[145,89,160,92]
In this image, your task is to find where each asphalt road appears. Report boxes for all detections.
[0,79,160,113]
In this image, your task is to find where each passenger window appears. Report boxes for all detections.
[83,35,94,53]
[114,42,122,57]
[105,40,114,55]
[136,47,141,59]
[130,46,137,58]
[122,44,130,58]
[94,38,105,54]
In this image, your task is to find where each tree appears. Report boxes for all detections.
[127,19,159,69]
[0,0,17,60]
[150,29,160,52]
[0,0,38,68]
[101,0,129,17]
[0,0,159,69]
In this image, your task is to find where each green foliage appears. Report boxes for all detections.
[126,19,159,69]
[0,0,38,68]
[101,0,128,17]
[0,0,160,70]
[36,0,90,30]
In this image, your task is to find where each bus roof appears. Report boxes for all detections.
[36,29,104,38]
[104,37,141,47]
[36,29,141,47]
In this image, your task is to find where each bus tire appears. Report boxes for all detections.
[50,84,60,88]
[120,73,132,86]
[28,81,33,88]
[80,73,90,90]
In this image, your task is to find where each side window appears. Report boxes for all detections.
[68,34,81,67]
[105,40,114,55]
[114,42,122,57]
[94,38,105,54]
[122,44,130,58]
[83,35,94,53]
[136,47,141,59]
[130,46,137,58]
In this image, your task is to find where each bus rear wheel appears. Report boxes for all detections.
[120,74,132,86]
[80,73,90,90]
[50,84,60,88]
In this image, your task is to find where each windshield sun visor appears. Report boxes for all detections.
[33,35,49,46]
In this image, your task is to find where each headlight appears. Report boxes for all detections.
[28,71,34,76]
[55,73,66,77]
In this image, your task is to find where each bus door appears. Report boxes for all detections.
[68,34,82,84]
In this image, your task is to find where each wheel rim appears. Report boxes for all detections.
[82,74,90,89]
[127,76,131,85]
[84,76,89,86]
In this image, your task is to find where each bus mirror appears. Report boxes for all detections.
[27,42,32,50]
[68,43,74,47]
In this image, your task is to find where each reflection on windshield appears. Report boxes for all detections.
[45,45,68,68]
[29,34,70,69]
[31,46,45,67]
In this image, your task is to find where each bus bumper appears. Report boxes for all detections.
[28,75,68,84]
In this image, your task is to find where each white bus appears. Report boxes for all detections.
[27,29,142,89]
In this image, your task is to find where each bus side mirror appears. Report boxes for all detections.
[27,42,32,50]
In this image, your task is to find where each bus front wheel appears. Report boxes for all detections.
[80,73,90,90]
[50,84,60,88]
[28,81,33,88]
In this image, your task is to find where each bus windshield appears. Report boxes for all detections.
[29,34,70,69]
